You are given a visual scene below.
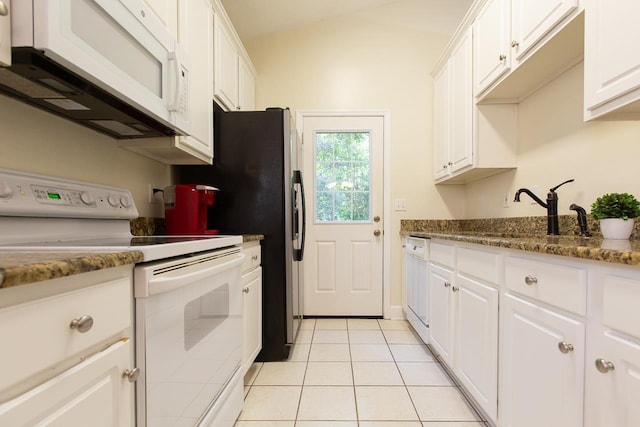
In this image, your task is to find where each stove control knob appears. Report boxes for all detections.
[107,194,120,207]
[80,191,94,205]
[0,182,13,199]
[120,195,132,208]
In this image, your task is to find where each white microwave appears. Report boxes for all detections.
[2,0,190,138]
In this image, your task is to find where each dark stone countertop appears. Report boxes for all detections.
[0,251,144,289]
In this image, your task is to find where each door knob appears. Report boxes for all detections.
[374,216,380,222]
[373,230,381,237]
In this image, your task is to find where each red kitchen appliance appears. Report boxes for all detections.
[164,184,220,235]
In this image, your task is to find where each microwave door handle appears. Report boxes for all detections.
[167,49,183,112]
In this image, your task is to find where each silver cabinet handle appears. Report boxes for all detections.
[499,54,507,61]
[595,358,615,373]
[123,368,140,383]
[444,281,451,288]
[373,230,381,237]
[0,2,8,17]
[69,315,94,333]
[524,275,538,286]
[511,40,519,48]
[452,286,459,292]
[558,341,574,353]
[243,287,250,294]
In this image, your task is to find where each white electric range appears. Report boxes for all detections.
[0,168,245,427]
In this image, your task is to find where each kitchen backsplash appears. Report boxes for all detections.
[401,215,640,240]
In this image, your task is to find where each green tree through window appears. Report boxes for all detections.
[315,131,371,222]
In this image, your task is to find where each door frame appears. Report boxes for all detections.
[296,109,391,319]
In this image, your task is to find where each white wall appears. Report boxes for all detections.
[245,13,465,311]
[0,95,171,217]
[465,62,640,219]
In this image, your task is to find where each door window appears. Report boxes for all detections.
[314,131,371,222]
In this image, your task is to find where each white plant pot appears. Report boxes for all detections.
[600,218,635,240]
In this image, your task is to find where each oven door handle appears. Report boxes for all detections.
[145,253,245,296]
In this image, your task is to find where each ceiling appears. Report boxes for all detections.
[220,0,474,41]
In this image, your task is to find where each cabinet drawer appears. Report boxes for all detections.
[602,274,640,340]
[242,243,261,273]
[457,246,501,284]
[431,241,455,268]
[0,277,132,396]
[505,256,586,315]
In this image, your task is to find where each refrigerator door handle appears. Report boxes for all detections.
[293,170,306,262]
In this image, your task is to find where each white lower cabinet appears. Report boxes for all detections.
[0,339,133,426]
[0,267,136,426]
[428,242,499,423]
[585,267,640,427]
[455,274,498,422]
[500,293,585,427]
[242,241,263,375]
[429,263,455,365]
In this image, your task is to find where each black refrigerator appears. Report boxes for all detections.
[178,104,305,361]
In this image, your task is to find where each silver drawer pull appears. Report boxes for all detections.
[595,358,615,373]
[524,275,538,286]
[123,368,140,383]
[558,341,574,353]
[243,287,250,294]
[69,315,94,333]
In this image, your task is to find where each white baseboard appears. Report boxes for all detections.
[387,305,406,320]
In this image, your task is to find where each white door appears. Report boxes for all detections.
[302,115,384,316]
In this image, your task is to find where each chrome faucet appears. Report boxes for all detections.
[514,179,575,235]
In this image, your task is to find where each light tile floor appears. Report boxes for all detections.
[234,318,487,427]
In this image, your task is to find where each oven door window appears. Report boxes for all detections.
[184,284,229,351]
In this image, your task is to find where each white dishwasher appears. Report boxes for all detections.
[404,236,429,343]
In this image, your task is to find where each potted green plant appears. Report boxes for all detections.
[591,192,640,239]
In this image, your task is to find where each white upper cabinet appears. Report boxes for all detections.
[511,0,578,61]
[213,2,256,112]
[214,13,240,111]
[0,0,11,66]
[470,0,583,102]
[433,28,517,184]
[584,0,640,120]
[239,56,256,111]
[473,0,511,96]
[142,0,178,39]
[119,0,214,164]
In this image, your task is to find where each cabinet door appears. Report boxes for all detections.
[428,264,454,366]
[238,56,256,111]
[242,267,262,375]
[177,0,213,160]
[214,14,239,111]
[455,275,498,423]
[511,0,578,61]
[448,28,473,174]
[0,0,10,66]
[473,0,511,95]
[0,340,134,426]
[143,0,178,39]
[584,0,640,117]
[433,63,449,181]
[585,332,640,427]
[500,293,585,427]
